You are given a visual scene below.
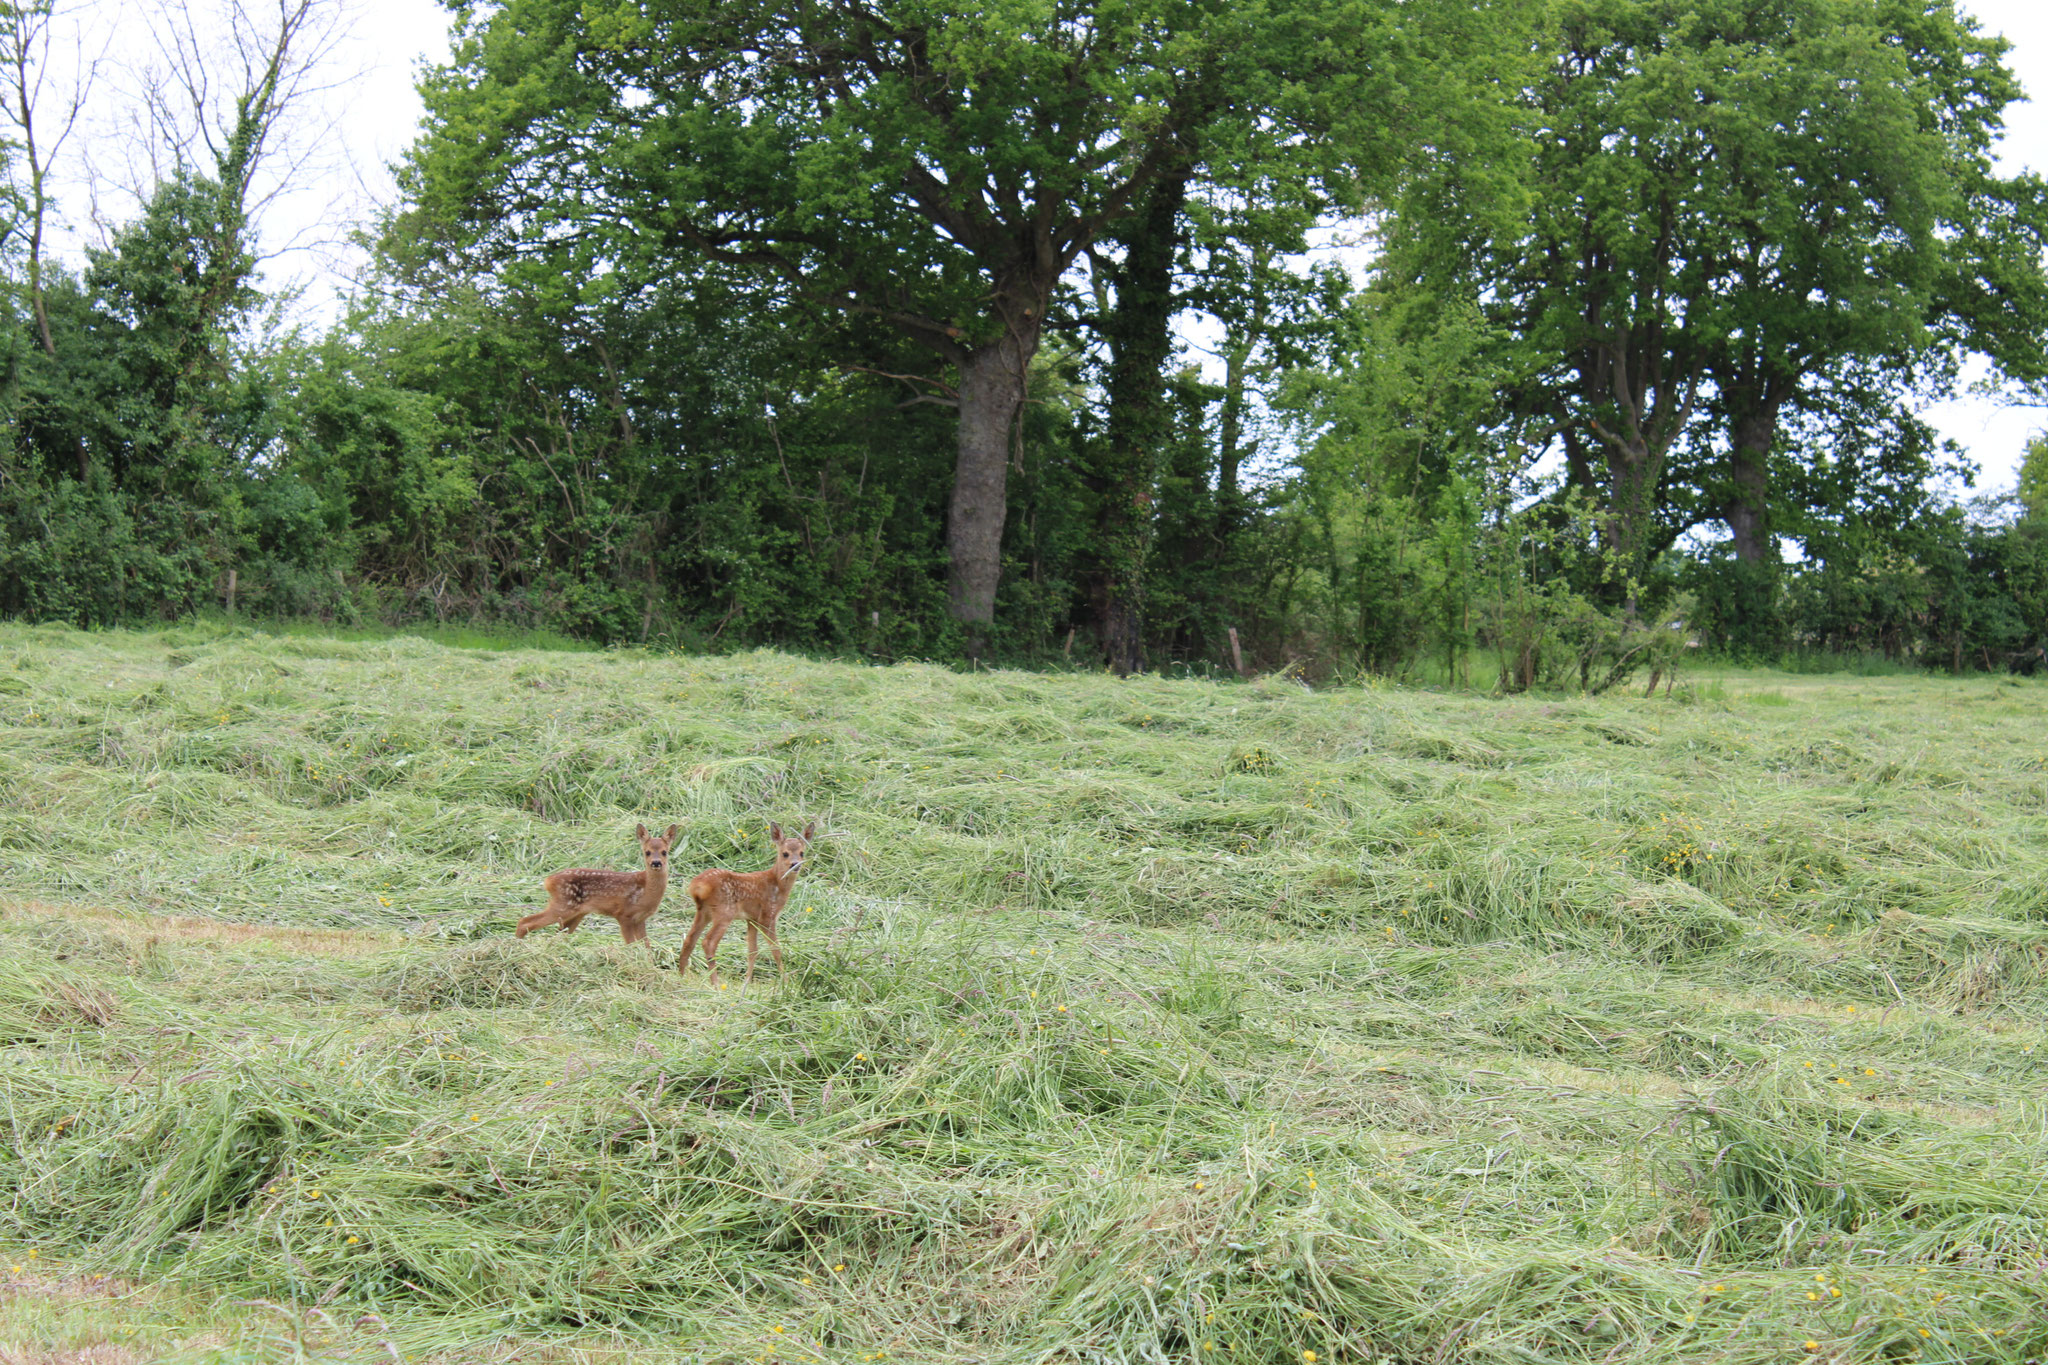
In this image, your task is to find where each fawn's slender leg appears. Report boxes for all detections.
[516,896,571,938]
[560,912,588,933]
[764,919,784,975]
[619,914,646,945]
[744,923,761,987]
[702,920,730,986]
[678,906,709,974]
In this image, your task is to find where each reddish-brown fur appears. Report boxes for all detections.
[516,823,680,945]
[678,820,814,987]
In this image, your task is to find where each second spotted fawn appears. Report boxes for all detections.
[678,821,814,987]
[517,823,679,945]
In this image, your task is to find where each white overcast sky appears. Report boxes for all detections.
[51,0,2048,498]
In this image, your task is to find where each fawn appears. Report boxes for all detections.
[516,823,680,945]
[677,821,814,987]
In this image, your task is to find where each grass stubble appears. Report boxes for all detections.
[0,620,2042,1364]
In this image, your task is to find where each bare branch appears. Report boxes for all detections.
[88,0,369,289]
[837,363,959,400]
[0,0,109,361]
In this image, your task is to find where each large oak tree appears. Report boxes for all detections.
[404,0,1404,649]
[1385,0,2048,603]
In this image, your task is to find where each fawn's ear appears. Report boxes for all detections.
[665,823,680,843]
[802,821,816,841]
[636,823,649,840]
[769,822,783,843]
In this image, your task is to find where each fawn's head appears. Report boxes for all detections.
[634,823,682,873]
[768,821,816,879]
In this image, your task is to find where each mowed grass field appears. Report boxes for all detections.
[0,622,2043,1365]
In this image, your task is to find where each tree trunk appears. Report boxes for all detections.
[1561,426,1596,496]
[9,36,80,479]
[1577,319,1701,606]
[947,328,1037,644]
[1213,243,1271,568]
[1709,394,1784,653]
[1725,406,1775,563]
[1604,437,1659,596]
[1217,340,1249,509]
[1094,172,1186,676]
[1098,536,1146,674]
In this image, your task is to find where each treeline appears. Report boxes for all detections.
[3,0,2047,685]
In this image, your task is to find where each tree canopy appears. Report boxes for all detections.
[1381,0,2048,619]
[1,0,2044,681]
[400,0,1402,648]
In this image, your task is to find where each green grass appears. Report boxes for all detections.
[192,612,606,654]
[0,621,2042,1364]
